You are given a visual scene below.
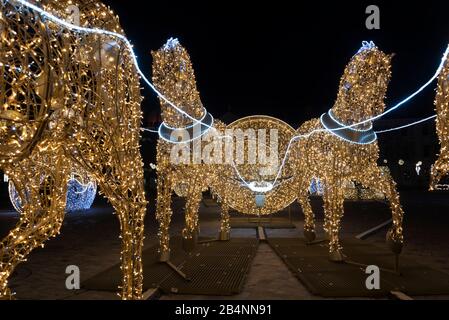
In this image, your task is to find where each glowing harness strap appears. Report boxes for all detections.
[320,111,377,145]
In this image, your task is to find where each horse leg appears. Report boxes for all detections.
[0,161,68,299]
[99,161,147,300]
[219,202,231,241]
[297,177,316,243]
[357,166,404,255]
[182,189,202,252]
[322,178,345,262]
[430,159,447,191]
[156,172,173,262]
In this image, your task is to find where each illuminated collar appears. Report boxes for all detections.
[158,112,214,144]
[320,111,377,145]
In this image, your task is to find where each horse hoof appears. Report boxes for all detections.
[329,250,344,263]
[182,233,198,253]
[304,230,316,243]
[386,229,403,255]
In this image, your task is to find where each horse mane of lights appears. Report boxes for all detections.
[1,0,449,300]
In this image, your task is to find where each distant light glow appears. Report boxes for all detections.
[416,161,423,176]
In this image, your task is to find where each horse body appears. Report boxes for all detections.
[295,118,403,260]
[294,44,404,260]
[1,0,146,299]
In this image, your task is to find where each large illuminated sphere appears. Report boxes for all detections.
[9,173,97,213]
[211,116,297,215]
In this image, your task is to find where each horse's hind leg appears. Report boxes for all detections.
[0,159,68,299]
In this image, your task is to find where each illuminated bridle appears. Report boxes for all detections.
[321,111,377,145]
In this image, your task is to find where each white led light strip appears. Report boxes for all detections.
[11,0,449,194]
[375,115,437,134]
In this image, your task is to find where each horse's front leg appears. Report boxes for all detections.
[182,188,203,252]
[297,176,316,243]
[322,178,345,262]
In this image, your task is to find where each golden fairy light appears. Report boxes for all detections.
[430,54,449,190]
[0,0,146,300]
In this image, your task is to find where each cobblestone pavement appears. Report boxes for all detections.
[0,190,448,300]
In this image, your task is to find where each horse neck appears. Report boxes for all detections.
[330,97,378,127]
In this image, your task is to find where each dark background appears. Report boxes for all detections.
[102,0,449,127]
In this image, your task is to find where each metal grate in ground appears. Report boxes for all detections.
[82,237,258,296]
[267,237,449,298]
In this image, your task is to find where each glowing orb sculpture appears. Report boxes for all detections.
[210,116,297,215]
[9,173,97,213]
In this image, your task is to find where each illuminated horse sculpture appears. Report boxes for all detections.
[293,43,404,261]
[0,0,146,299]
[153,39,403,265]
[430,53,449,190]
[153,39,298,261]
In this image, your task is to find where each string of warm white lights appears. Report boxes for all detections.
[13,0,449,195]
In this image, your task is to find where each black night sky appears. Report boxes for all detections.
[103,0,449,128]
